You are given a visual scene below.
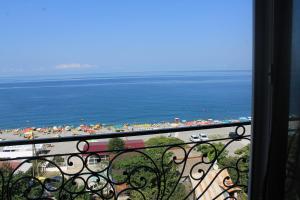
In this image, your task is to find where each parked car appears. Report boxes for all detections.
[199,133,209,141]
[44,176,63,191]
[228,131,241,140]
[190,134,201,142]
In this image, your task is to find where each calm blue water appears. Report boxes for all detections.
[0,71,252,129]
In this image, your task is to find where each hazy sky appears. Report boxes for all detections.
[0,0,252,76]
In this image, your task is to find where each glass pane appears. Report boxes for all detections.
[0,1,252,199]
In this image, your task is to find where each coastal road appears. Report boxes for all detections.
[45,125,251,156]
[0,125,251,157]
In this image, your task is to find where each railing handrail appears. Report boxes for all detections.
[0,121,251,147]
[0,134,251,162]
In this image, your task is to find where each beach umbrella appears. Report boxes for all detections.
[87,129,96,134]
[23,128,33,133]
[24,131,33,139]
[93,124,101,130]
[53,126,59,132]
[171,123,179,127]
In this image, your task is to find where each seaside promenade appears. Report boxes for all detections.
[0,124,251,156]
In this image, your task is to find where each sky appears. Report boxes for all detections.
[0,0,252,76]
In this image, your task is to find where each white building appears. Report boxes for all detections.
[0,144,45,159]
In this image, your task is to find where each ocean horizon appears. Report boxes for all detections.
[0,70,252,129]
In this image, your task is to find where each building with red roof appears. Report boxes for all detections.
[82,139,145,165]
[0,161,31,172]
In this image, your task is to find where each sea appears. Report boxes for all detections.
[0,70,252,129]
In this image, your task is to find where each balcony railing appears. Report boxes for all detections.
[0,121,251,200]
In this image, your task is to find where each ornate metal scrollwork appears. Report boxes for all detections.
[0,124,250,200]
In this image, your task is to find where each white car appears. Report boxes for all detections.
[199,133,209,141]
[190,135,201,142]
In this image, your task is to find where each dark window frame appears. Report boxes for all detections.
[250,0,293,199]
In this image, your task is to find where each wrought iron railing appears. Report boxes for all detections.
[0,122,251,200]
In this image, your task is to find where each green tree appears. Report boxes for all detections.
[197,142,228,162]
[145,136,184,146]
[112,136,187,200]
[108,137,125,151]
[0,163,92,200]
[54,181,91,200]
[0,163,44,200]
[197,143,250,199]
[218,144,250,200]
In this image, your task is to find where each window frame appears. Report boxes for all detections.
[250,0,293,199]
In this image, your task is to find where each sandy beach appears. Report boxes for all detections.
[0,118,251,141]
